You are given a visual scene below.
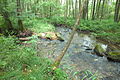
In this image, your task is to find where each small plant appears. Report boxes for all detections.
[73,70,98,80]
[49,16,120,44]
[24,18,55,33]
[0,36,68,80]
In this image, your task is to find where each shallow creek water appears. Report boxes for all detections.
[37,27,120,80]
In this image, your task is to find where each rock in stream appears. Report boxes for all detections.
[37,27,120,80]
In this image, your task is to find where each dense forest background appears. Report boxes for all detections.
[0,0,119,31]
[0,0,120,42]
[0,0,120,80]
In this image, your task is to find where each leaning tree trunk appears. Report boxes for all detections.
[52,0,87,70]
[17,0,24,31]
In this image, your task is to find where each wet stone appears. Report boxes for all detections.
[37,27,120,80]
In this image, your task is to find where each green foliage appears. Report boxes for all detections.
[73,70,98,80]
[0,15,5,28]
[50,16,66,24]
[81,70,98,80]
[80,20,120,43]
[49,16,120,44]
[24,18,55,33]
[50,16,75,26]
[0,36,68,80]
[54,68,68,80]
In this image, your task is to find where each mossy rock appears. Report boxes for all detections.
[107,51,120,62]
[94,44,106,57]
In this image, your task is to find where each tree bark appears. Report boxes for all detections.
[86,0,89,20]
[72,0,75,18]
[82,0,89,20]
[96,0,101,19]
[100,0,105,20]
[65,0,69,19]
[0,0,13,31]
[2,12,13,31]
[114,0,120,22]
[52,0,87,70]
[17,0,24,31]
[92,0,96,20]
[75,0,78,19]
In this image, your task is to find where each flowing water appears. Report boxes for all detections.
[37,27,120,80]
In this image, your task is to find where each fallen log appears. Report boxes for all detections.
[19,37,31,41]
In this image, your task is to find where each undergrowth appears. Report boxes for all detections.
[24,18,55,33]
[46,16,120,44]
[0,36,68,80]
[23,16,120,44]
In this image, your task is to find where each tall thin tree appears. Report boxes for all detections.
[92,0,96,20]
[17,0,24,31]
[114,0,120,22]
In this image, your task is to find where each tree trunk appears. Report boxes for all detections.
[86,0,89,20]
[79,0,81,13]
[65,0,69,19]
[68,0,71,17]
[72,0,75,18]
[100,0,105,20]
[92,0,96,20]
[82,0,89,20]
[96,0,101,19]
[114,0,120,22]
[2,12,13,31]
[17,0,24,31]
[0,0,13,31]
[75,0,78,19]
[52,0,87,70]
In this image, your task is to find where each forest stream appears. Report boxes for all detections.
[37,27,120,80]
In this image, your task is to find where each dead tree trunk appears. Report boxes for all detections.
[52,0,87,70]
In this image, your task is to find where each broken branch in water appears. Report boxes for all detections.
[51,0,87,70]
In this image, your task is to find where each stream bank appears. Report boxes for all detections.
[37,27,120,80]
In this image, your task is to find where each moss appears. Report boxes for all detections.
[108,51,120,60]
[94,44,106,56]
[108,51,120,56]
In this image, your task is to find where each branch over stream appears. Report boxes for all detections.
[52,0,87,70]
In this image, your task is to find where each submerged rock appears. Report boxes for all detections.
[94,44,107,57]
[107,51,120,62]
